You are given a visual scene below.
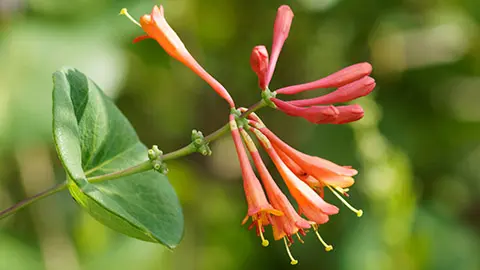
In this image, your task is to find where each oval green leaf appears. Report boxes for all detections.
[52,67,183,248]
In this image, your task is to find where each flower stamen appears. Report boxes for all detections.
[312,224,333,252]
[119,8,141,27]
[258,220,270,247]
[283,237,298,265]
[327,185,363,217]
[335,186,350,197]
[296,232,304,244]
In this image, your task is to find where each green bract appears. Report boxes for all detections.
[52,68,183,248]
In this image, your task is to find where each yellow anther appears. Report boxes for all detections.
[327,185,363,217]
[283,237,298,265]
[312,225,333,252]
[258,221,269,247]
[119,8,141,27]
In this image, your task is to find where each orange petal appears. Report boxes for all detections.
[132,35,151,43]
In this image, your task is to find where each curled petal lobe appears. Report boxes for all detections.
[132,35,151,43]
[288,76,376,106]
[276,62,373,95]
[266,5,294,87]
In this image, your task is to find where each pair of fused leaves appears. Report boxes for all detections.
[52,68,183,248]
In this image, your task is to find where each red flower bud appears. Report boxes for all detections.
[276,62,373,95]
[266,5,294,87]
[331,104,365,124]
[271,98,340,124]
[250,45,269,90]
[289,76,376,106]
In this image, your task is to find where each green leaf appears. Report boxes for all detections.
[52,67,184,248]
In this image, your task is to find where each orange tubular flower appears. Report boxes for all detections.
[121,6,235,107]
[251,128,339,224]
[275,147,306,177]
[229,114,282,247]
[240,128,309,265]
[249,119,363,217]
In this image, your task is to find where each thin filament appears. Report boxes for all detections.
[258,220,269,247]
[283,237,298,265]
[312,225,333,252]
[327,185,363,217]
[120,8,141,27]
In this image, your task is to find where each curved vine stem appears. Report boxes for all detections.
[0,100,267,220]
[0,182,68,221]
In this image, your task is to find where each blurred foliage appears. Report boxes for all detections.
[1,0,480,269]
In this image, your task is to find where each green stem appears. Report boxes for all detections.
[0,100,267,220]
[161,144,197,161]
[87,160,153,183]
[162,100,266,160]
[0,182,67,221]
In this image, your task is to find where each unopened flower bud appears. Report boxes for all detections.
[289,76,376,106]
[266,5,294,87]
[250,45,269,90]
[271,98,340,124]
[331,104,365,124]
[276,62,373,95]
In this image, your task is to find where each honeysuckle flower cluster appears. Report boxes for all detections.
[121,4,375,265]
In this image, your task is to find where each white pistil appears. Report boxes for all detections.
[295,232,304,244]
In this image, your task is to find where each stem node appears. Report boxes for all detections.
[191,130,212,156]
[148,145,168,174]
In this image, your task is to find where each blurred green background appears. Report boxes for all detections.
[1,0,480,269]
